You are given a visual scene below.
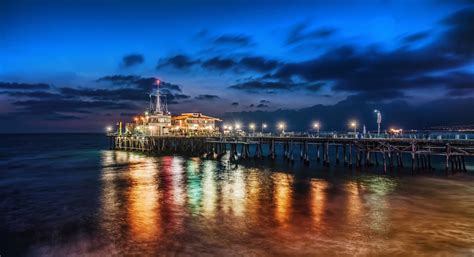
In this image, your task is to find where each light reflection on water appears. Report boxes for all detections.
[27,150,474,256]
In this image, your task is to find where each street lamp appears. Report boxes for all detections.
[374,109,382,136]
[278,122,285,135]
[313,122,320,136]
[249,123,256,134]
[235,123,241,130]
[106,126,112,133]
[261,123,267,133]
[351,121,357,134]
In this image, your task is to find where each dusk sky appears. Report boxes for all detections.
[1,0,474,133]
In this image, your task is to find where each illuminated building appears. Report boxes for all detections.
[171,113,221,135]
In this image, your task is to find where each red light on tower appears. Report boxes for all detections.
[155,79,161,86]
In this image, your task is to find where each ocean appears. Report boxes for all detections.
[1,134,473,256]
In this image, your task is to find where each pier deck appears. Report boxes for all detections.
[108,134,474,173]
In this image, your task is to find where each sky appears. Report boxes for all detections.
[1,0,474,133]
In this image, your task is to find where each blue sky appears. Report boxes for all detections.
[1,0,473,132]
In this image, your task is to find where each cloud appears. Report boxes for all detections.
[195,94,220,100]
[0,91,62,99]
[202,57,236,70]
[213,34,253,46]
[229,80,296,92]
[256,103,268,108]
[286,22,336,45]
[156,54,199,70]
[0,82,50,90]
[260,100,270,104]
[239,56,280,73]
[270,7,474,102]
[229,78,323,93]
[96,75,183,92]
[9,98,136,122]
[121,54,144,67]
[402,31,430,44]
[231,102,239,106]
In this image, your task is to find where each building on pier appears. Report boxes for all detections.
[119,79,222,136]
[125,79,172,136]
[171,113,221,135]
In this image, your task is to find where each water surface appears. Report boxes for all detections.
[1,134,473,256]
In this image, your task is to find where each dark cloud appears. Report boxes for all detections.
[305,82,325,92]
[195,94,220,100]
[0,91,62,99]
[402,31,430,43]
[59,87,147,101]
[157,54,279,74]
[157,54,199,70]
[229,80,297,92]
[239,57,280,73]
[214,34,252,46]
[121,54,144,67]
[14,99,133,112]
[270,7,474,101]
[96,75,182,92]
[287,22,336,45]
[438,7,474,56]
[229,78,324,93]
[231,102,239,106]
[0,82,50,90]
[256,103,269,108]
[260,100,270,104]
[202,57,236,70]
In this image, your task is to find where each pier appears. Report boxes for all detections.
[108,134,474,173]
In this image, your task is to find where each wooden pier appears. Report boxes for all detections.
[108,135,474,173]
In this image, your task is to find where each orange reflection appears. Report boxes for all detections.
[345,182,363,218]
[127,157,160,242]
[310,179,328,228]
[273,173,293,225]
[245,170,262,218]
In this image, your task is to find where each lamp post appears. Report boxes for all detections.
[351,121,357,135]
[261,123,267,134]
[278,122,285,136]
[249,123,256,135]
[374,109,382,136]
[313,122,320,137]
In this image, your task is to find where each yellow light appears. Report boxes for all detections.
[278,122,285,129]
[249,123,255,129]
[313,122,319,128]
[351,121,357,127]
[235,123,241,129]
[106,126,112,132]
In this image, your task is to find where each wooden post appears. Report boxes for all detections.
[349,143,353,167]
[317,144,321,163]
[462,156,467,172]
[343,144,347,166]
[445,144,450,172]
